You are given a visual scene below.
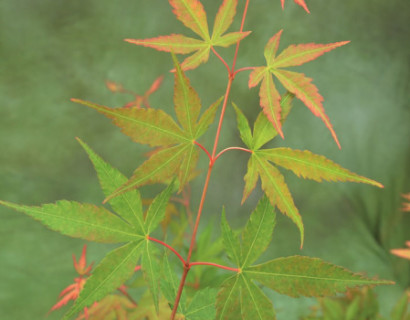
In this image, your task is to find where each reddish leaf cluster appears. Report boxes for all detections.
[106,76,164,109]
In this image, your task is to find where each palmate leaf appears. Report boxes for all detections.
[1,141,176,318]
[249,29,349,148]
[234,102,383,247]
[217,199,393,320]
[125,0,250,70]
[72,56,220,201]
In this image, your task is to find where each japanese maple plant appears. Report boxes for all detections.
[1,0,395,319]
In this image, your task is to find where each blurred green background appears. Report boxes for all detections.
[1,0,409,319]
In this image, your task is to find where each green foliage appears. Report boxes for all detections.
[301,287,410,320]
[0,0,396,319]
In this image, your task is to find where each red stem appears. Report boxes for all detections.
[194,141,212,162]
[190,261,239,273]
[148,236,186,265]
[171,1,250,318]
[214,147,252,162]
[234,66,256,77]
[211,46,231,73]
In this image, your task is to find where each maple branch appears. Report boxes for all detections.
[171,263,190,319]
[171,2,251,318]
[148,236,186,265]
[189,261,239,272]
[214,147,252,162]
[194,141,212,162]
[211,46,231,73]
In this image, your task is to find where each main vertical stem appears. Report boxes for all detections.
[170,1,250,318]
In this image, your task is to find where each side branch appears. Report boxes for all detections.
[194,141,212,162]
[214,147,252,162]
[211,47,231,74]
[190,261,239,272]
[148,236,185,265]
[233,66,256,77]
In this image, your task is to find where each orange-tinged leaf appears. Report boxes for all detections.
[248,67,266,88]
[264,29,283,65]
[73,245,93,276]
[71,99,188,147]
[212,0,237,40]
[169,0,210,40]
[105,80,124,93]
[259,73,283,138]
[402,193,410,211]
[178,47,210,71]
[50,278,86,312]
[252,31,348,148]
[125,34,205,54]
[273,41,350,68]
[253,155,304,247]
[146,75,164,96]
[294,0,310,13]
[391,248,410,260]
[212,31,251,48]
[280,0,310,13]
[260,148,384,188]
[273,69,341,148]
[242,155,258,204]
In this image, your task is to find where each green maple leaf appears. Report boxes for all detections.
[233,97,383,246]
[125,0,250,70]
[249,30,349,148]
[72,54,222,202]
[0,139,175,318]
[216,197,393,320]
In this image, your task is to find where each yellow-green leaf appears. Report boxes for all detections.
[71,99,188,147]
[246,256,394,298]
[0,200,142,243]
[259,148,383,188]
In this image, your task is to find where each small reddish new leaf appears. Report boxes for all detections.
[402,193,410,211]
[391,244,410,260]
[280,0,310,13]
[50,278,87,313]
[73,245,93,276]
